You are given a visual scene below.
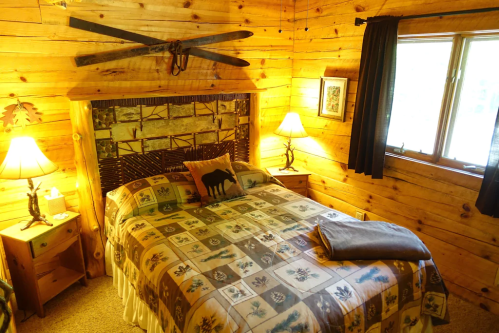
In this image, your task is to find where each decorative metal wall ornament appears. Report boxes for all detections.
[68,18,252,76]
[91,94,251,195]
[0,100,42,130]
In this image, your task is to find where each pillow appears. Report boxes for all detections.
[184,154,246,205]
[231,161,285,189]
[104,171,200,227]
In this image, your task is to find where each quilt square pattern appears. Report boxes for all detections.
[106,178,449,333]
[260,284,301,314]
[273,258,333,292]
[219,280,257,305]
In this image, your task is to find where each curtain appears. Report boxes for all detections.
[476,108,499,217]
[348,17,400,179]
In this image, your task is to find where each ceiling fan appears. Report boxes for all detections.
[69,17,253,76]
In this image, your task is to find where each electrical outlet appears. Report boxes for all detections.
[355,211,365,221]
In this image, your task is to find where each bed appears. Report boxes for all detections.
[103,163,449,333]
[71,93,448,332]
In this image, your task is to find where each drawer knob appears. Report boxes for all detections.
[67,229,73,233]
[41,242,48,248]
[299,180,303,184]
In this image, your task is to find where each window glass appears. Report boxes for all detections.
[387,40,453,154]
[443,38,499,166]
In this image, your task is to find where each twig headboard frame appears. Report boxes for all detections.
[68,91,262,278]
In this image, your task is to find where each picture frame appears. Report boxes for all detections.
[318,77,348,122]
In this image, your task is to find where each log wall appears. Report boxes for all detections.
[291,0,499,314]
[3,0,499,313]
[0,0,293,231]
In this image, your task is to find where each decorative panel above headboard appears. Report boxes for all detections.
[90,93,251,196]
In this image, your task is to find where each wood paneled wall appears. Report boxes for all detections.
[0,0,294,230]
[290,0,499,314]
[3,0,499,314]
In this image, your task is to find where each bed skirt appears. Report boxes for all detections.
[105,240,434,333]
[106,241,165,333]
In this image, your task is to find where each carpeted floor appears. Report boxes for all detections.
[15,276,499,333]
[15,276,142,333]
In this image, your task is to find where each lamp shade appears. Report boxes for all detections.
[274,112,308,138]
[0,137,58,179]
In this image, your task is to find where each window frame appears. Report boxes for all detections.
[386,32,499,176]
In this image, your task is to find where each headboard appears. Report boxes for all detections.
[90,93,252,196]
[68,91,262,278]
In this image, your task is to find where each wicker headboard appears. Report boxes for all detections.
[89,93,253,196]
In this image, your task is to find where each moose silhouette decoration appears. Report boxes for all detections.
[201,169,237,199]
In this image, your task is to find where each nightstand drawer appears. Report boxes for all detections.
[291,188,308,196]
[278,175,308,189]
[30,219,78,258]
[266,168,310,199]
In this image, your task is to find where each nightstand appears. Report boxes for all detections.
[0,211,87,318]
[266,167,311,196]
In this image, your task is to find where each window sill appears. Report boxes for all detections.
[385,152,483,191]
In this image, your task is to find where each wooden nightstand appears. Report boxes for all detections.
[0,211,87,318]
[266,167,311,196]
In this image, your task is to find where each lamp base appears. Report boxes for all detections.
[279,166,299,173]
[21,215,52,231]
[280,137,299,172]
[21,178,53,231]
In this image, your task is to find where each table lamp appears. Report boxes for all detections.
[274,112,308,172]
[0,137,58,230]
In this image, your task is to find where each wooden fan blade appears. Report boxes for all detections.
[188,48,250,67]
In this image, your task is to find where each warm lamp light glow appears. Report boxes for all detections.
[301,136,326,154]
[0,137,58,180]
[274,113,308,138]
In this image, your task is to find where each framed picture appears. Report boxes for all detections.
[318,77,348,122]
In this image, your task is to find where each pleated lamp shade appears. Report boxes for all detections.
[0,137,58,179]
[274,112,308,138]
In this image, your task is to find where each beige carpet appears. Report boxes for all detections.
[16,276,143,333]
[15,276,499,333]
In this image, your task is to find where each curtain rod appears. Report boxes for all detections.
[355,7,499,26]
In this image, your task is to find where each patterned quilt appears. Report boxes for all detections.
[105,176,449,333]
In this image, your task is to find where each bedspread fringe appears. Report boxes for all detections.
[106,241,165,333]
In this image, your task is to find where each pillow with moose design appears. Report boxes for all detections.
[183,153,247,206]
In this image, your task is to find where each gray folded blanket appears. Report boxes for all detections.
[318,220,431,261]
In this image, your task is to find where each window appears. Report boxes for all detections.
[386,34,499,174]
